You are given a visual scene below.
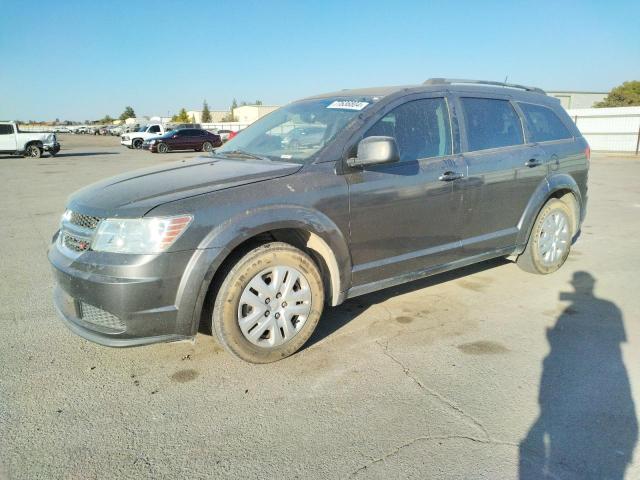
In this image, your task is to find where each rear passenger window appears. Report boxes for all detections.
[518,102,572,142]
[0,125,14,135]
[364,98,451,162]
[460,98,523,151]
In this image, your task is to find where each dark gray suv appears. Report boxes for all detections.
[49,78,589,363]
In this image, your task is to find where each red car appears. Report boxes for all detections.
[143,128,222,153]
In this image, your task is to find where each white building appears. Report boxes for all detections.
[547,91,607,109]
[187,110,229,123]
[232,105,279,124]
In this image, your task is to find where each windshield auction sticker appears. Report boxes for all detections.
[326,100,369,110]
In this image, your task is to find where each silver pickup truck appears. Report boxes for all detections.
[0,121,61,158]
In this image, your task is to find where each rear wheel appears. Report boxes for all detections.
[202,141,213,152]
[25,144,41,158]
[157,143,168,154]
[212,242,324,363]
[517,198,574,274]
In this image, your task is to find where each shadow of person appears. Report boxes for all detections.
[519,271,637,479]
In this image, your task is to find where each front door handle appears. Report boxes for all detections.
[439,171,464,181]
[525,159,543,168]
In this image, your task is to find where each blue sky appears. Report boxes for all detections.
[1,0,638,121]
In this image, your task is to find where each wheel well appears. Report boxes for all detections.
[198,228,341,334]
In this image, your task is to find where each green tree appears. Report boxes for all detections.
[255,100,263,105]
[221,98,238,122]
[594,81,640,107]
[171,108,191,123]
[99,115,114,124]
[119,106,136,121]
[201,100,211,123]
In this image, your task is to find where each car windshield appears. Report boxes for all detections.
[215,97,376,163]
[136,125,148,132]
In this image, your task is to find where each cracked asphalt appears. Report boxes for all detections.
[1,135,639,479]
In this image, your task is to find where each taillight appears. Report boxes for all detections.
[585,146,590,161]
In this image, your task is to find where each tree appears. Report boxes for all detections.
[594,81,640,107]
[221,98,238,122]
[201,100,211,123]
[171,108,191,123]
[255,100,263,105]
[119,106,136,121]
[99,115,114,124]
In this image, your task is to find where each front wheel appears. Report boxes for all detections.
[157,143,168,154]
[212,242,325,363]
[132,138,143,149]
[517,198,574,274]
[25,144,42,158]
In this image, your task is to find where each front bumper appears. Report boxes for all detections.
[142,142,157,152]
[48,235,217,347]
[44,142,61,153]
[121,137,133,147]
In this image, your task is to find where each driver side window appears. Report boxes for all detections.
[364,98,452,162]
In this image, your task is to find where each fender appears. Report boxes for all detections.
[515,173,583,252]
[180,204,351,336]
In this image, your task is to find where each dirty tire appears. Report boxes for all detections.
[517,198,574,274]
[212,242,324,363]
[25,144,42,158]
[157,142,168,153]
[132,138,143,149]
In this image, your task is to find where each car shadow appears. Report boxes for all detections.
[519,271,637,479]
[52,152,120,158]
[305,257,509,348]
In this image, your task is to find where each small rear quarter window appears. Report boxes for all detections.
[518,102,573,142]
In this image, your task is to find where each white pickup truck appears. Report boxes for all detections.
[0,121,61,158]
[120,124,168,149]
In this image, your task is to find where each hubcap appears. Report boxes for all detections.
[237,266,312,348]
[538,210,571,266]
[203,142,212,151]
[28,146,38,157]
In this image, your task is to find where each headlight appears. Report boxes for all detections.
[92,215,193,254]
[149,139,156,144]
[123,135,129,140]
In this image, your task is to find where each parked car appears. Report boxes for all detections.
[227,130,239,141]
[49,78,589,363]
[121,123,168,149]
[143,128,222,153]
[216,129,234,142]
[0,121,61,157]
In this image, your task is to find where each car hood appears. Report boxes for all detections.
[68,156,302,217]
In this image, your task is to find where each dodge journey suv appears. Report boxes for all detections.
[49,78,589,363]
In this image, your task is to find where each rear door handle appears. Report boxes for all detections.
[438,171,464,181]
[525,159,542,168]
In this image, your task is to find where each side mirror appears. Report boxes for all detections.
[347,136,400,168]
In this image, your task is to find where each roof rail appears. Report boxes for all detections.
[423,78,546,95]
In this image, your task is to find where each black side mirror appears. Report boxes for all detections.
[347,136,400,168]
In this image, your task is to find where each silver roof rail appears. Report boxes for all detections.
[423,78,546,95]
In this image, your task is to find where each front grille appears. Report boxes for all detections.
[63,233,90,252]
[69,212,101,230]
[79,302,125,332]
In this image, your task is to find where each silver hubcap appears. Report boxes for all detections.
[237,266,312,348]
[203,142,212,151]
[28,146,38,157]
[159,144,167,152]
[538,211,570,266]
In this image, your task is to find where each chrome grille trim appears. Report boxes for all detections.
[69,212,101,230]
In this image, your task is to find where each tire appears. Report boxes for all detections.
[132,138,143,149]
[517,198,574,274]
[157,143,168,154]
[25,144,41,158]
[212,242,325,363]
[202,141,213,152]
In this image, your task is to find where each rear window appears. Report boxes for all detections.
[460,98,524,151]
[518,102,573,142]
[0,124,14,135]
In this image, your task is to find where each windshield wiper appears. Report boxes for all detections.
[219,149,271,161]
